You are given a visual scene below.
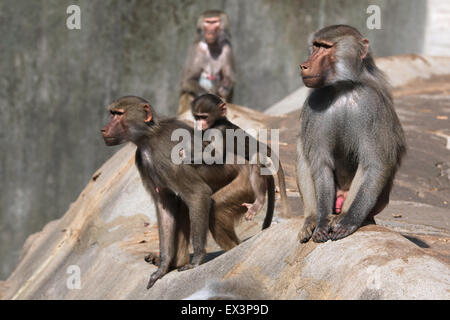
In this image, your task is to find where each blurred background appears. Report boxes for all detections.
[0,0,449,279]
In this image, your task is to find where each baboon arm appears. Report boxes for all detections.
[184,192,213,266]
[218,47,236,99]
[146,192,178,289]
[296,139,317,218]
[340,166,364,214]
[339,166,390,226]
[314,165,335,226]
[155,193,178,269]
[180,44,207,96]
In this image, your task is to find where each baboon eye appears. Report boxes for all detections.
[314,41,333,49]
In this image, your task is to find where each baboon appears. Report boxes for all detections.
[101,96,271,289]
[178,10,236,114]
[296,25,406,243]
[190,93,290,219]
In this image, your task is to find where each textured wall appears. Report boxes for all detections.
[0,0,427,279]
[424,0,450,56]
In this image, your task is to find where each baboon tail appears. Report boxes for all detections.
[262,175,275,230]
[277,161,291,218]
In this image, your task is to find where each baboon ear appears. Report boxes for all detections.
[219,102,227,117]
[143,104,153,123]
[361,38,370,59]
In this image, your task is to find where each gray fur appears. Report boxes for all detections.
[297,25,406,242]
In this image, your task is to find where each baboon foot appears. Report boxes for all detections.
[147,267,168,289]
[177,250,205,272]
[298,216,317,243]
[242,202,262,221]
[144,252,161,266]
[329,216,359,241]
[177,263,197,272]
[311,224,330,243]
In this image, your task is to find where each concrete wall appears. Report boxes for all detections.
[0,0,433,279]
[424,0,450,56]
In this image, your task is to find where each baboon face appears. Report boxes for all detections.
[101,98,153,146]
[300,40,336,88]
[202,16,222,44]
[101,108,128,146]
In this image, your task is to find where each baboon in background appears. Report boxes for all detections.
[178,10,236,115]
[296,25,406,243]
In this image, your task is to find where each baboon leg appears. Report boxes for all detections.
[243,165,267,221]
[173,201,191,268]
[210,171,254,251]
[296,139,317,243]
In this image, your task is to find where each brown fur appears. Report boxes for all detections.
[191,93,288,221]
[101,96,256,288]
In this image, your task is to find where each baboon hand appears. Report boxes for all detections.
[298,216,317,243]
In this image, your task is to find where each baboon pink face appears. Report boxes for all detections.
[202,16,221,44]
[192,98,227,131]
[300,40,336,88]
[101,104,153,146]
[101,109,127,146]
[193,113,213,131]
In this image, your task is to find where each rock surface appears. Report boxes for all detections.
[1,55,449,300]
